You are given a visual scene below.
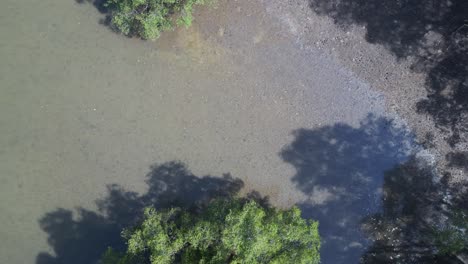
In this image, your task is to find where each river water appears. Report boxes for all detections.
[0,1,419,263]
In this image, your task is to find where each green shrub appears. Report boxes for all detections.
[433,210,468,255]
[102,198,321,264]
[104,0,207,40]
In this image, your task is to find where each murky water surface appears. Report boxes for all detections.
[0,1,419,263]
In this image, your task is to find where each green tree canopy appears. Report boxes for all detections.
[102,198,321,264]
[105,0,207,40]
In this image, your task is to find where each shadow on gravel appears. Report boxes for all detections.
[446,151,468,173]
[281,114,416,263]
[360,158,459,263]
[308,0,468,151]
[35,161,244,264]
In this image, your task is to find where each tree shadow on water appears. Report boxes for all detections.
[308,0,468,151]
[36,161,244,264]
[281,114,416,263]
[75,0,108,14]
[75,0,112,26]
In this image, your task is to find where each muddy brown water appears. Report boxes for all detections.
[0,0,420,263]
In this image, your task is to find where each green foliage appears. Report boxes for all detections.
[105,199,321,264]
[433,210,468,255]
[104,0,208,40]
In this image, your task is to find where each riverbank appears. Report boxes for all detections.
[0,0,463,263]
[263,0,467,183]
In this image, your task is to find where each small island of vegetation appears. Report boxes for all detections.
[103,0,208,40]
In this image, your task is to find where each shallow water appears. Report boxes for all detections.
[0,0,419,263]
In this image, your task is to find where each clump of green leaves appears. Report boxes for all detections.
[102,199,321,264]
[104,0,207,40]
[433,210,468,255]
